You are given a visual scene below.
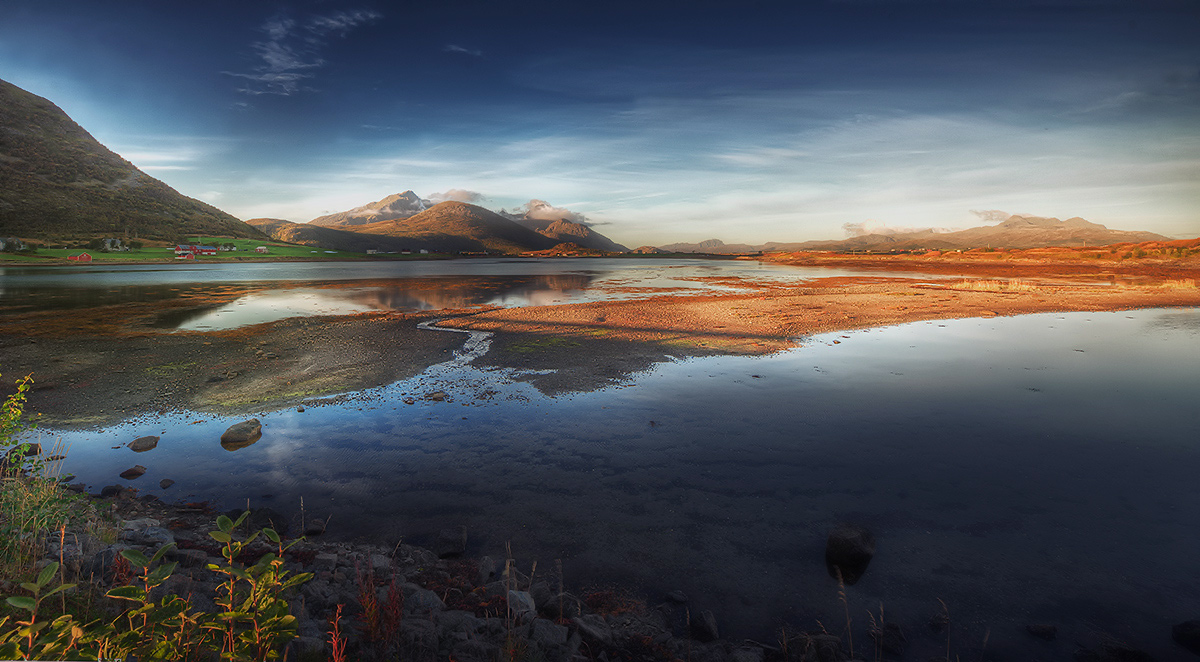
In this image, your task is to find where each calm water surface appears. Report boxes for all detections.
[46,305,1200,660]
[1,258,941,330]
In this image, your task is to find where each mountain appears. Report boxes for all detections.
[658,216,1172,254]
[246,218,421,253]
[344,201,561,253]
[0,78,264,241]
[511,216,629,252]
[657,238,761,253]
[308,191,427,227]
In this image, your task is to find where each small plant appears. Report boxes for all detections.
[0,512,313,660]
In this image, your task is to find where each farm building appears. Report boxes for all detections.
[255,246,269,254]
[175,245,219,258]
[67,252,92,262]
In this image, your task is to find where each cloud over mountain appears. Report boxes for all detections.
[427,189,486,204]
[519,199,591,226]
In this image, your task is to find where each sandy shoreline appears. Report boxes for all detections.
[2,262,1198,426]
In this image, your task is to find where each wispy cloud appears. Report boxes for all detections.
[224,9,381,96]
[443,44,483,57]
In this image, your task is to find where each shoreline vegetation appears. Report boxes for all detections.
[2,253,1199,659]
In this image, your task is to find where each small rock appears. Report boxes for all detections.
[297,406,305,413]
[175,549,208,568]
[436,525,467,558]
[690,609,719,642]
[313,553,338,569]
[732,646,765,662]
[667,590,689,603]
[402,583,445,614]
[128,436,159,452]
[119,465,147,480]
[1174,620,1200,656]
[1027,624,1058,641]
[869,621,907,655]
[477,555,499,584]
[23,442,41,457]
[426,390,448,402]
[159,479,174,489]
[99,485,124,498]
[220,418,262,449]
[573,614,612,646]
[825,523,875,585]
[529,619,569,647]
[303,518,326,537]
[508,590,537,622]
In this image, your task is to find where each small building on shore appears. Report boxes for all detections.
[67,252,92,262]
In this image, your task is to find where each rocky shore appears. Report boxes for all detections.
[20,483,1200,661]
[25,487,799,662]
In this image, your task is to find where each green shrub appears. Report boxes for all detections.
[1,512,313,660]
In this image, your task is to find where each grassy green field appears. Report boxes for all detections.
[0,237,374,262]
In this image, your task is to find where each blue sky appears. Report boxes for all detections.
[2,0,1198,245]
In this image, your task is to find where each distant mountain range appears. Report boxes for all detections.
[0,78,264,242]
[284,191,628,253]
[659,215,1171,254]
[0,78,1181,255]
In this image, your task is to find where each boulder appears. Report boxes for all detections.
[128,436,159,452]
[303,518,326,537]
[220,419,262,451]
[869,621,906,655]
[119,465,147,480]
[159,479,174,489]
[436,525,467,558]
[1174,620,1200,656]
[690,609,719,642]
[825,523,875,585]
[507,590,537,622]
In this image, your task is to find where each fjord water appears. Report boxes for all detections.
[52,305,1200,659]
[0,258,905,329]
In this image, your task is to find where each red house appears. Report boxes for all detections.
[175,244,217,257]
[67,252,92,262]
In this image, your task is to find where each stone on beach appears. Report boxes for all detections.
[1174,620,1200,656]
[128,435,159,452]
[825,523,875,585]
[119,465,146,480]
[220,418,262,451]
[436,525,467,558]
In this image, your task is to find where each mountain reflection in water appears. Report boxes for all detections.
[170,274,595,331]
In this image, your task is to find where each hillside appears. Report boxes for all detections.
[341,201,560,254]
[511,216,629,252]
[246,218,427,253]
[308,191,427,228]
[659,215,1171,254]
[0,78,264,241]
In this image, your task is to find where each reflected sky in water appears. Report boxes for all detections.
[47,307,1200,658]
[1,258,945,329]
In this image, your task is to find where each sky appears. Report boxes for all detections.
[2,0,1198,246]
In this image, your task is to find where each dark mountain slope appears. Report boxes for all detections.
[0,78,263,241]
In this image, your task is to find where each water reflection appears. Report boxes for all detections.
[50,308,1200,659]
[2,258,938,330]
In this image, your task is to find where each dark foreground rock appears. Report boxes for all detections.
[1175,620,1200,656]
[825,523,875,585]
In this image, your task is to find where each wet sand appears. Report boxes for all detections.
[2,261,1198,426]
